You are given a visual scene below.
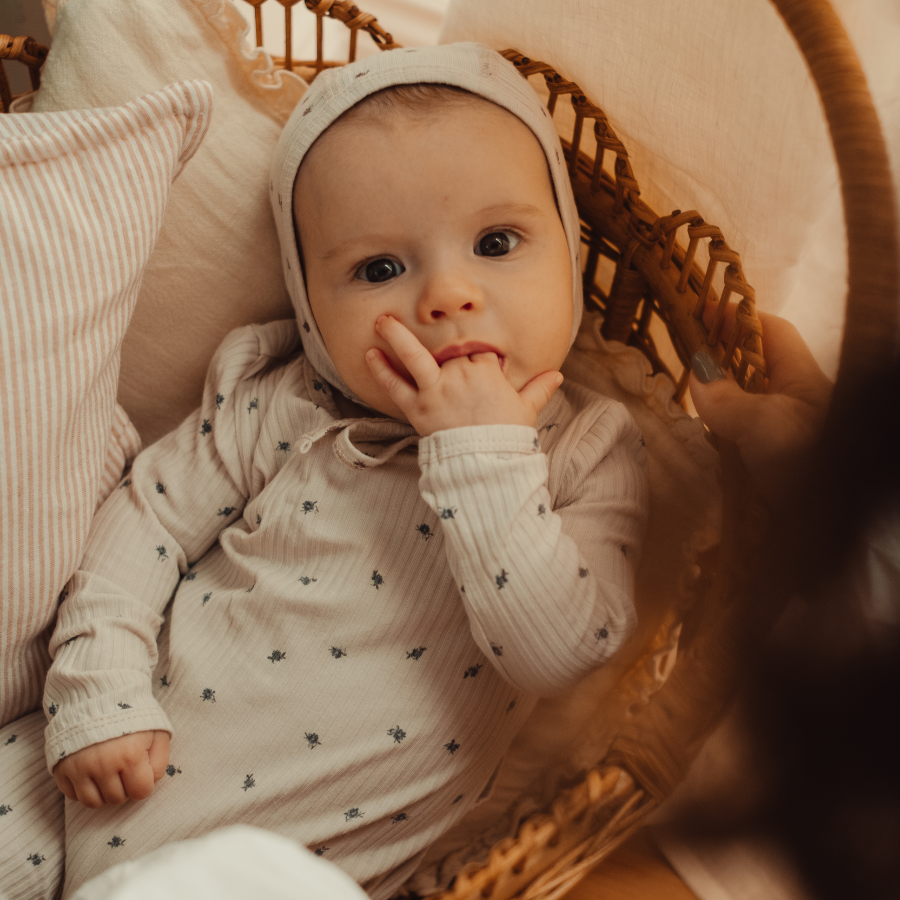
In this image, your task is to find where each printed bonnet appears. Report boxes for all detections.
[270,42,584,406]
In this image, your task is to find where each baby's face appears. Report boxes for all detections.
[294,97,573,420]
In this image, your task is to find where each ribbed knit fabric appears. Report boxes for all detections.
[0,81,212,730]
[30,319,647,899]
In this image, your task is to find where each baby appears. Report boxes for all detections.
[21,43,647,899]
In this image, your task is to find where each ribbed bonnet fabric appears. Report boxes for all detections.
[270,42,583,406]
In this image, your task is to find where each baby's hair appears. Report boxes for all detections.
[334,82,481,129]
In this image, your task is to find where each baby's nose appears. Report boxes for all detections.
[418,274,484,322]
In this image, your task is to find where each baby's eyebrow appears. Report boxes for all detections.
[478,202,547,220]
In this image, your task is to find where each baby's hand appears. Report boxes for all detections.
[366,316,563,437]
[54,730,170,808]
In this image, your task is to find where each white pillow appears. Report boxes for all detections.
[0,80,213,728]
[34,0,308,447]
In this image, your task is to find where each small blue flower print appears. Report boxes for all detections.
[533,437,540,450]
[302,107,312,117]
[0,804,11,816]
[541,423,559,433]
[463,664,483,679]
[495,569,509,590]
[27,853,45,866]
[276,441,290,453]
[184,570,197,581]
[201,688,216,703]
[247,398,259,414]
[329,647,346,659]
[107,836,125,849]
[312,379,327,394]
[415,523,433,541]
[156,546,168,562]
[268,650,286,663]
[216,393,225,410]
[256,515,261,525]
[440,507,456,520]
[387,726,406,744]
[47,703,58,717]
[202,593,212,606]
[160,675,170,687]
[391,813,408,823]
[371,570,384,590]
[491,644,503,657]
[3,735,16,746]
[217,507,236,517]
[242,775,255,791]
[594,626,609,641]
[305,733,321,749]
[155,481,166,495]
[314,846,329,856]
[166,765,182,777]
[344,808,364,821]
[301,500,318,514]
[406,646,426,660]
[538,504,546,517]
[117,703,131,709]
[298,576,317,585]
[303,321,311,333]
[444,739,460,755]
[200,419,211,436]
[579,567,589,578]
[119,479,131,490]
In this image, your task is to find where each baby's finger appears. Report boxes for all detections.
[375,316,440,390]
[96,771,128,806]
[73,777,105,809]
[149,731,171,782]
[55,771,77,802]
[518,371,564,418]
[121,759,156,801]
[366,348,418,408]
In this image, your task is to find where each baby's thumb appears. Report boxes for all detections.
[520,371,564,418]
[689,352,763,446]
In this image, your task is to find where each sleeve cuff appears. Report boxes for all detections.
[419,424,540,465]
[45,705,173,775]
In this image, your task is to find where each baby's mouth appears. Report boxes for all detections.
[432,342,507,374]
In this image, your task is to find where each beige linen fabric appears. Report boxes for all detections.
[34,0,308,446]
[0,80,213,729]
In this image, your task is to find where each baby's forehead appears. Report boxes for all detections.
[294,91,546,196]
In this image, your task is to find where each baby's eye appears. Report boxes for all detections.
[475,231,520,258]
[356,258,405,283]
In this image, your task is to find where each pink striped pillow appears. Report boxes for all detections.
[0,80,213,728]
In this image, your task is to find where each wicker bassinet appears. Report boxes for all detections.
[2,1,897,898]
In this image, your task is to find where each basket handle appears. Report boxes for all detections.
[770,0,899,410]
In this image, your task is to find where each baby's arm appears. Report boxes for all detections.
[418,403,647,696]
[45,324,297,794]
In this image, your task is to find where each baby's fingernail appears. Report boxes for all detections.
[554,373,564,387]
[691,350,725,384]
[375,315,389,328]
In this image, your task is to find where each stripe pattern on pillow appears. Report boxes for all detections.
[0,80,213,727]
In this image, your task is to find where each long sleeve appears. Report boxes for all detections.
[417,390,647,697]
[43,322,299,771]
